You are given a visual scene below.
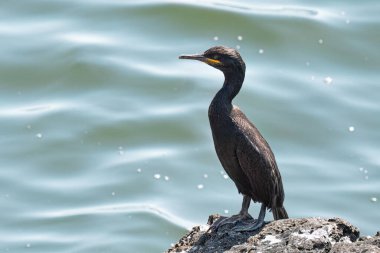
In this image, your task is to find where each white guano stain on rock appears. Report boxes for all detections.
[262,235,282,245]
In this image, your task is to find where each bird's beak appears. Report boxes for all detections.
[179,54,222,66]
[179,54,206,61]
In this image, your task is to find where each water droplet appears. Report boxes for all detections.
[118,146,123,150]
[370,197,377,202]
[213,36,219,41]
[224,209,229,214]
[220,170,225,175]
[349,126,355,132]
[203,174,208,178]
[164,176,170,181]
[197,184,204,189]
[137,168,142,173]
[318,39,324,44]
[341,11,346,16]
[223,175,229,179]
[359,167,364,172]
[236,45,240,50]
[119,150,124,155]
[26,125,32,129]
[345,19,350,24]
[36,133,43,138]
[26,243,31,248]
[154,174,161,179]
[364,175,369,180]
[364,169,368,174]
[324,76,333,84]
[259,49,264,54]
[111,192,116,196]
[237,35,243,41]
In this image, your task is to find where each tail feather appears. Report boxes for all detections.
[273,206,288,220]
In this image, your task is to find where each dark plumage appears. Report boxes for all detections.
[179,46,288,231]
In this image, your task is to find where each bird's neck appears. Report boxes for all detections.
[210,70,245,112]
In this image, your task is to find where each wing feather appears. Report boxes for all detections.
[232,107,284,207]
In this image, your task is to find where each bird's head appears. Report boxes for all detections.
[179,46,246,75]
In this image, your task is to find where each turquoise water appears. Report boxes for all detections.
[1,1,379,252]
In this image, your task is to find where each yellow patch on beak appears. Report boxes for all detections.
[205,58,222,65]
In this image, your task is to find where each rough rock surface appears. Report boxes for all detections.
[166,214,380,253]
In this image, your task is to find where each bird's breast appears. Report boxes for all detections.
[208,112,238,153]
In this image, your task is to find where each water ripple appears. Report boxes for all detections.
[35,203,192,229]
[0,102,71,118]
[105,56,183,77]
[111,147,177,165]
[209,1,319,17]
[57,32,118,46]
[0,20,66,36]
[127,0,320,17]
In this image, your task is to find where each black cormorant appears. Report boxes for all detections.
[179,46,288,231]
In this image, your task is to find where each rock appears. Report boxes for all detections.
[166,214,380,253]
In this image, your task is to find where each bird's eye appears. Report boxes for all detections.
[212,55,219,60]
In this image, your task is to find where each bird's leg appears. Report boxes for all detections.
[238,195,253,219]
[209,195,253,231]
[234,203,266,232]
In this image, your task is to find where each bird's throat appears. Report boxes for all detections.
[208,70,245,117]
[219,70,245,103]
